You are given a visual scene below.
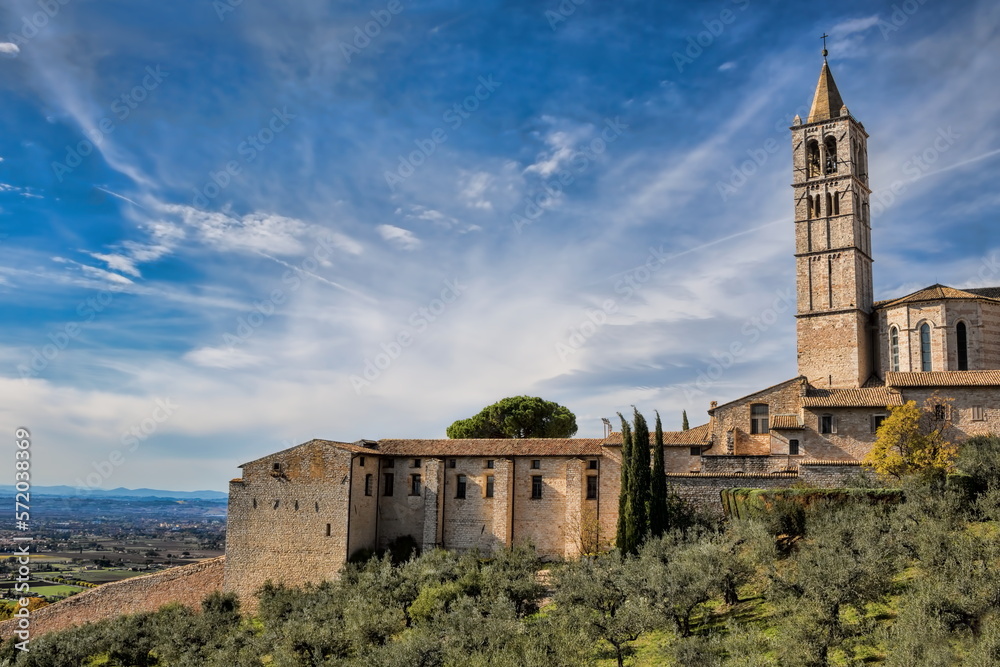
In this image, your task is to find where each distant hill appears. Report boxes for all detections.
[0,485,227,499]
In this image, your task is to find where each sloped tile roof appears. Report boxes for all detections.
[240,439,372,467]
[965,286,1000,299]
[666,472,798,479]
[377,438,606,457]
[710,377,805,413]
[885,370,1000,387]
[875,283,1000,310]
[770,415,803,430]
[602,423,711,447]
[803,386,904,408]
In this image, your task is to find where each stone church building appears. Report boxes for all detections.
[224,58,1000,603]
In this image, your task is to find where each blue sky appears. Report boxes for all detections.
[1,0,998,491]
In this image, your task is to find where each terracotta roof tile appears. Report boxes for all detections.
[965,286,1000,299]
[665,472,798,479]
[885,370,1000,387]
[377,438,606,457]
[799,459,862,466]
[803,386,904,408]
[875,283,1000,310]
[239,439,372,467]
[770,415,803,430]
[602,423,711,446]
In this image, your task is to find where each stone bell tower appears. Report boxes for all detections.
[790,53,874,388]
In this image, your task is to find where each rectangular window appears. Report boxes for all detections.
[750,404,770,434]
[485,459,495,469]
[871,414,886,433]
[789,439,800,456]
[689,446,701,456]
[586,476,598,500]
[326,523,331,537]
[485,475,494,498]
[972,406,986,422]
[448,458,456,469]
[384,458,394,468]
[410,474,422,496]
[364,474,372,496]
[530,459,541,470]
[820,415,835,434]
[411,459,421,468]
[588,459,599,470]
[359,456,365,467]
[934,404,948,421]
[531,475,543,499]
[383,473,394,496]
[455,474,467,499]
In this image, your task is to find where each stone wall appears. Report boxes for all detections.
[800,407,883,461]
[666,473,799,515]
[701,455,781,475]
[596,448,621,553]
[347,454,378,557]
[0,557,223,640]
[980,301,1000,369]
[224,442,358,607]
[665,445,702,472]
[798,461,868,485]
[709,378,804,451]
[439,457,505,553]
[904,387,1000,440]
[376,456,427,551]
[796,310,871,388]
[667,460,868,515]
[510,457,569,559]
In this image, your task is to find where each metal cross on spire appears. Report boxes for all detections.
[821,33,829,59]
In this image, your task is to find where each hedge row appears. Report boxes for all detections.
[720,487,905,521]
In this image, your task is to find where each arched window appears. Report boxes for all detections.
[890,326,900,372]
[920,323,932,372]
[825,192,833,216]
[957,321,969,370]
[813,194,821,217]
[807,194,814,219]
[833,192,840,215]
[824,136,838,174]
[806,140,821,178]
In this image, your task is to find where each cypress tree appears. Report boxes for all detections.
[631,408,651,548]
[649,410,668,538]
[682,410,690,431]
[615,413,634,553]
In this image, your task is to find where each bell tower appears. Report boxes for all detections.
[790,49,873,388]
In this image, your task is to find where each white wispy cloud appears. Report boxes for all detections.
[830,15,880,38]
[0,42,19,57]
[524,118,594,178]
[377,224,421,250]
[184,346,264,369]
[458,171,494,210]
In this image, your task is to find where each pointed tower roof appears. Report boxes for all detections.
[807,60,845,123]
